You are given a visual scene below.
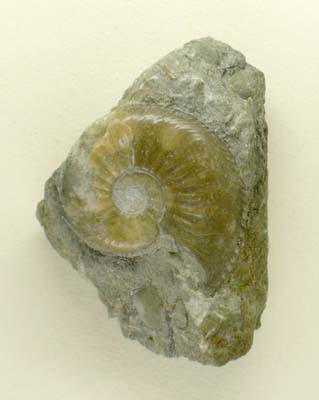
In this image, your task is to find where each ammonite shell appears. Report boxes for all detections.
[60,105,243,278]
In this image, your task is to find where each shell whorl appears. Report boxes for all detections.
[60,105,243,275]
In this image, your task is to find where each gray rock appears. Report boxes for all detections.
[37,37,268,366]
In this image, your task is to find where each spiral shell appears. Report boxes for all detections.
[60,105,243,274]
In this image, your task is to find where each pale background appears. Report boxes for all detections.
[1,0,318,399]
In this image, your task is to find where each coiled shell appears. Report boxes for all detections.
[60,105,243,275]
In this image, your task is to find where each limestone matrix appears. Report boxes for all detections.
[37,37,268,366]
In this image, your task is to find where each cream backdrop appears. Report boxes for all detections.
[1,1,318,399]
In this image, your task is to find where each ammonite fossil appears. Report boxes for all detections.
[60,105,243,282]
[37,38,268,366]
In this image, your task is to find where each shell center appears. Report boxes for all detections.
[112,169,164,218]
[113,184,149,215]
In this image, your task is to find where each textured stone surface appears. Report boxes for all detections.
[37,37,268,366]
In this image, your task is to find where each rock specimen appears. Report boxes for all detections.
[37,37,268,366]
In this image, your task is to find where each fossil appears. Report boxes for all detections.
[37,37,268,366]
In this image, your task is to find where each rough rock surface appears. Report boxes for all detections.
[37,37,268,366]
